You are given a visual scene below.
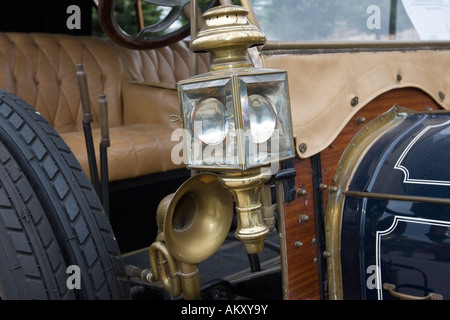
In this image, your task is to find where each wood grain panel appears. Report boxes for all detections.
[284,88,442,300]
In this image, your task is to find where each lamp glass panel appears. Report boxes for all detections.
[238,71,295,168]
[179,77,240,169]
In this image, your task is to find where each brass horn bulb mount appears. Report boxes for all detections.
[219,168,271,255]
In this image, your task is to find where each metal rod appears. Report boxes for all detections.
[189,0,199,76]
[99,94,110,218]
[240,0,261,30]
[345,190,450,205]
[135,0,145,31]
[76,64,100,197]
[125,265,154,283]
[311,154,327,300]
[389,0,398,40]
[261,40,450,52]
[247,254,261,272]
[275,180,289,300]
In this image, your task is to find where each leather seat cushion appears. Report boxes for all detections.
[60,124,184,182]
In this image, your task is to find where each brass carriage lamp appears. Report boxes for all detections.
[178,5,294,172]
[177,5,295,254]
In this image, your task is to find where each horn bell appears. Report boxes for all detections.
[164,172,234,265]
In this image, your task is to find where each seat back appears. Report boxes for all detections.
[0,32,126,133]
[117,40,210,87]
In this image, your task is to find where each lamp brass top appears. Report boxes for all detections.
[191,5,266,71]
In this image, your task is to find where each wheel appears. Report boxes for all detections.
[98,0,219,50]
[0,90,131,299]
[0,140,75,299]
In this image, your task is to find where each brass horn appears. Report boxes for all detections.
[149,172,233,299]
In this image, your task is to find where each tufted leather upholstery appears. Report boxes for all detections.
[0,32,209,181]
[117,41,211,87]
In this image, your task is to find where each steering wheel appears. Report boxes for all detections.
[98,0,219,50]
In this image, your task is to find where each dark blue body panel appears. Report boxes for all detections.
[341,112,450,300]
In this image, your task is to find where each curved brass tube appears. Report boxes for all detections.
[149,240,182,297]
[178,262,201,300]
[149,240,202,299]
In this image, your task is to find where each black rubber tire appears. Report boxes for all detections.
[0,90,131,299]
[0,139,75,299]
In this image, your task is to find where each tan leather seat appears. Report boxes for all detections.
[0,32,209,181]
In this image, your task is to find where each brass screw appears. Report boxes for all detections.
[356,116,366,125]
[323,251,331,258]
[329,185,338,192]
[298,214,309,224]
[299,143,307,154]
[296,188,307,197]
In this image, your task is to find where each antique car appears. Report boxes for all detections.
[0,0,449,302]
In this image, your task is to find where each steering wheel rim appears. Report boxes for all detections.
[98,0,219,50]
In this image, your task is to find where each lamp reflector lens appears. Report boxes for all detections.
[249,94,277,143]
[192,97,228,145]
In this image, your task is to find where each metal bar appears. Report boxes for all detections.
[99,94,110,218]
[275,179,289,300]
[311,153,327,300]
[247,254,261,272]
[189,0,199,77]
[262,40,450,53]
[125,264,153,283]
[240,0,261,30]
[135,0,145,31]
[389,0,398,40]
[76,64,100,197]
[83,123,100,196]
[188,0,199,181]
[345,190,450,205]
